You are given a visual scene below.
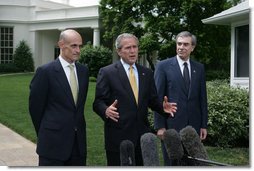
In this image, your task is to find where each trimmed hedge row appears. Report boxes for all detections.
[0,40,34,73]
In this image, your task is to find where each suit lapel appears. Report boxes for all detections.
[76,63,85,107]
[189,60,197,99]
[137,64,145,106]
[54,58,76,106]
[171,57,189,97]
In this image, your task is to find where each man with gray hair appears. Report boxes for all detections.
[154,31,208,165]
[93,33,177,166]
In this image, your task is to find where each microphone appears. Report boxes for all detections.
[179,126,209,165]
[180,126,231,166]
[163,129,184,166]
[120,140,136,166]
[140,132,160,166]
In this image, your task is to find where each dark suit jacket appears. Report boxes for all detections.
[154,56,208,134]
[93,61,167,152]
[29,58,89,161]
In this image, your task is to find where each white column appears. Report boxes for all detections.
[93,28,100,47]
[29,30,41,69]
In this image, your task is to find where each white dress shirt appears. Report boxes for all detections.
[59,56,79,90]
[120,58,139,89]
[177,55,191,80]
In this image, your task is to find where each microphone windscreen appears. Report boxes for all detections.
[140,132,160,166]
[179,126,208,160]
[120,140,136,166]
[163,129,184,160]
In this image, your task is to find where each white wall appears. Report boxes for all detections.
[13,24,30,48]
[29,31,42,67]
[40,30,59,65]
[0,6,31,21]
[230,20,249,88]
[0,0,100,68]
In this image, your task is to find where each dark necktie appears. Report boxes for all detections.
[183,62,190,91]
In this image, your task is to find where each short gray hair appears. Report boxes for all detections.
[176,31,197,46]
[115,33,139,49]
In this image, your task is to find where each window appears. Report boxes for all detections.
[0,27,14,64]
[234,25,249,77]
[54,46,60,59]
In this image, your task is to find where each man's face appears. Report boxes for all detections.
[117,37,138,65]
[59,33,82,63]
[176,36,195,61]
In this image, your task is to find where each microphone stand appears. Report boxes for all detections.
[181,142,232,166]
[183,155,232,166]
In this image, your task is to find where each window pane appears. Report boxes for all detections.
[235,25,249,77]
[0,27,14,63]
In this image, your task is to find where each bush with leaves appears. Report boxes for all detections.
[79,43,112,77]
[148,79,249,148]
[13,40,34,72]
[0,63,20,73]
[206,79,249,148]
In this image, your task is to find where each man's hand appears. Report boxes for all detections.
[163,96,177,117]
[105,100,119,122]
[157,128,166,140]
[200,128,207,140]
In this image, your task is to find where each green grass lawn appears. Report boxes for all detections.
[0,73,249,166]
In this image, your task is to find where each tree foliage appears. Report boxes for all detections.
[79,43,112,77]
[13,40,34,72]
[100,0,144,40]
[139,33,159,70]
[100,0,241,76]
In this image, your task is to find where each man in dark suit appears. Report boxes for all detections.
[93,33,177,166]
[29,29,89,166]
[154,31,208,165]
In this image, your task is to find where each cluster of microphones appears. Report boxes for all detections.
[120,126,231,166]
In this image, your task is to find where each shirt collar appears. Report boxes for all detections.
[59,56,76,68]
[176,55,190,66]
[120,58,137,71]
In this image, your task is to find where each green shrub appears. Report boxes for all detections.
[79,43,112,77]
[0,63,20,73]
[89,77,97,82]
[206,70,230,81]
[148,79,249,148]
[206,79,249,148]
[13,40,34,72]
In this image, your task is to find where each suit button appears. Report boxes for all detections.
[74,127,78,131]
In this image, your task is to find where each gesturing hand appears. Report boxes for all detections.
[163,96,177,117]
[157,128,166,140]
[105,100,119,122]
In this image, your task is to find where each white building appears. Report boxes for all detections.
[0,0,101,68]
[1,0,250,80]
[202,0,250,88]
